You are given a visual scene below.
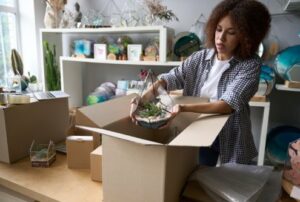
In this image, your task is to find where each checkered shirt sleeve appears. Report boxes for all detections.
[220,58,261,112]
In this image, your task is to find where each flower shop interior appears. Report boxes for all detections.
[0,0,300,201]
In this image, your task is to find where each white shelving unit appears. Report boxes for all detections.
[40,25,174,62]
[60,57,181,107]
[40,26,271,166]
[40,26,177,107]
[60,56,182,67]
[249,101,270,166]
[276,84,300,92]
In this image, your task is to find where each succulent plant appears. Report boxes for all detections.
[138,102,162,118]
[28,72,37,83]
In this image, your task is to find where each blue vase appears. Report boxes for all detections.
[274,45,300,81]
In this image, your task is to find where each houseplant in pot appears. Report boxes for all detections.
[133,70,174,129]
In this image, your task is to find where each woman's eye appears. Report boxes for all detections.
[216,29,222,32]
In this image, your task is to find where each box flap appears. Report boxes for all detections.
[67,136,93,141]
[76,125,162,146]
[169,114,229,147]
[91,145,102,155]
[76,94,136,128]
[172,95,209,104]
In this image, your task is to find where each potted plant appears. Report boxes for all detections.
[11,49,37,91]
[134,99,172,129]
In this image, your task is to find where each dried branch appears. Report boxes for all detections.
[145,0,178,22]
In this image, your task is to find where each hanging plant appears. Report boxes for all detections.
[144,0,178,23]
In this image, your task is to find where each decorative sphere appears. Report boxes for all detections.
[274,45,300,81]
[87,95,99,105]
[256,65,275,96]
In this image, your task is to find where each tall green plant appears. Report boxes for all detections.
[43,41,61,91]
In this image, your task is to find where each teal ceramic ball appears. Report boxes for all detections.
[256,65,275,96]
[274,45,300,81]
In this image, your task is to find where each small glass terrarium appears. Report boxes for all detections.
[30,140,56,167]
[133,70,174,129]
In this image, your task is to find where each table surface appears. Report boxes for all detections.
[0,153,297,202]
[0,154,102,202]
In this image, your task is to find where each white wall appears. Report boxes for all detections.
[18,0,38,78]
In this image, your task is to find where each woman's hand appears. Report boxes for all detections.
[129,96,141,124]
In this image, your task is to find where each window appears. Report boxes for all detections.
[0,0,19,87]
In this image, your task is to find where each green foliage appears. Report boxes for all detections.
[138,102,162,118]
[43,41,61,91]
[108,44,120,55]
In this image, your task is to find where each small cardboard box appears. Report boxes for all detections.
[0,98,69,163]
[66,136,94,169]
[90,146,102,182]
[68,126,101,148]
[76,94,228,202]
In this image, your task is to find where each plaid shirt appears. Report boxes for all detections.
[160,49,261,164]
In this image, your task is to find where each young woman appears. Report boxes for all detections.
[131,0,271,166]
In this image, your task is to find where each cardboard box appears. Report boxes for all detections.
[66,136,94,169]
[76,94,228,202]
[90,146,102,182]
[68,126,101,148]
[0,98,69,163]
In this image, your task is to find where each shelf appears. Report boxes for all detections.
[249,101,270,107]
[40,26,170,34]
[60,57,182,67]
[276,84,300,92]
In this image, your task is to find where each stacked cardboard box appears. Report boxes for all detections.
[90,146,102,182]
[0,98,69,163]
[66,136,94,169]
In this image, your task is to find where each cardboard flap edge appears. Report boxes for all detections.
[76,125,162,146]
[168,114,229,147]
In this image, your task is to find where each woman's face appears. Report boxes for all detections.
[215,15,239,60]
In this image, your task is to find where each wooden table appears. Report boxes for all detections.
[0,154,102,202]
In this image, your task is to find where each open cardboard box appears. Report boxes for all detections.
[76,94,229,202]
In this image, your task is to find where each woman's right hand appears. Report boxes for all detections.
[129,96,141,124]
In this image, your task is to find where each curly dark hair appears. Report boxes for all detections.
[205,0,271,59]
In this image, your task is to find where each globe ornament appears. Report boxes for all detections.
[256,65,275,96]
[87,94,100,105]
[173,32,201,58]
[274,45,300,82]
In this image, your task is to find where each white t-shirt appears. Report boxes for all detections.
[201,56,230,101]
